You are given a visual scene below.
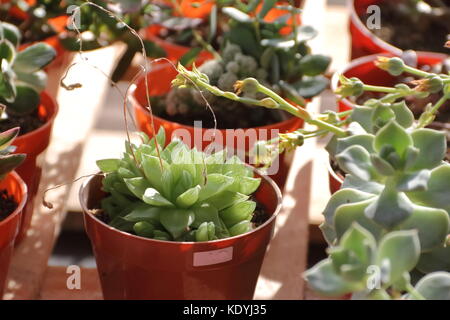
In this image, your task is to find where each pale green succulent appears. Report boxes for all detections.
[96,128,264,242]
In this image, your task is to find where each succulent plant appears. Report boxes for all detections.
[0,21,56,114]
[0,127,25,179]
[0,0,67,43]
[305,223,450,299]
[96,128,264,242]
[150,1,329,125]
[173,54,450,298]
[60,0,166,82]
[164,43,269,117]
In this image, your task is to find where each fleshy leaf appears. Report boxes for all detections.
[376,230,420,285]
[160,208,195,239]
[304,259,363,297]
[336,145,375,181]
[142,188,174,207]
[364,187,413,229]
[408,129,446,171]
[374,121,412,159]
[413,272,450,300]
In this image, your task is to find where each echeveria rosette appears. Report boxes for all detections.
[322,102,450,279]
[0,22,56,115]
[305,223,450,300]
[96,128,262,242]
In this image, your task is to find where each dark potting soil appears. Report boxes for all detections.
[0,109,45,136]
[250,198,270,228]
[361,0,450,53]
[0,189,18,222]
[330,158,345,180]
[150,95,290,129]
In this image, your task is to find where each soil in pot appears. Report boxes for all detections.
[0,190,18,222]
[359,0,450,53]
[0,110,45,136]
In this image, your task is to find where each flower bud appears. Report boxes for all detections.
[335,75,364,98]
[259,98,278,109]
[375,57,405,76]
[411,75,443,93]
[234,77,259,95]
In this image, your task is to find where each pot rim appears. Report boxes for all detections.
[331,52,448,110]
[0,171,28,228]
[80,166,282,245]
[349,0,403,56]
[128,67,303,132]
[327,155,344,185]
[14,91,59,143]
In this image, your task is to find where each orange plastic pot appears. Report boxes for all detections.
[0,172,27,298]
[130,62,303,188]
[180,0,214,19]
[349,0,402,59]
[13,92,58,244]
[81,170,282,300]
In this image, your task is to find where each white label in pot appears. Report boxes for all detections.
[193,247,233,267]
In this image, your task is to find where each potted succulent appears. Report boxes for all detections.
[350,0,450,59]
[146,0,300,64]
[131,2,329,187]
[174,55,450,299]
[60,0,166,82]
[0,22,58,242]
[0,127,27,298]
[79,128,282,299]
[330,52,450,193]
[0,0,69,66]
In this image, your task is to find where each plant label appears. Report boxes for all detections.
[193,247,233,267]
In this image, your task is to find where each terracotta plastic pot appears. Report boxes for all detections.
[331,52,447,113]
[349,0,403,59]
[81,170,282,300]
[130,62,303,188]
[0,172,27,298]
[13,92,58,244]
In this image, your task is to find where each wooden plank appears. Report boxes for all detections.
[3,43,125,300]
